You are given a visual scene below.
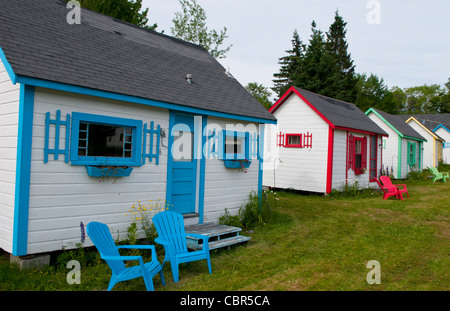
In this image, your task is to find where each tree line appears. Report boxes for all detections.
[70,1,449,114]
[263,11,449,114]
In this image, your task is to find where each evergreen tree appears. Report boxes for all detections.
[272,13,357,102]
[272,30,306,97]
[300,21,334,95]
[73,0,156,29]
[324,10,358,103]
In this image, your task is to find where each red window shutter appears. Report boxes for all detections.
[277,132,285,147]
[348,134,354,170]
[361,136,367,169]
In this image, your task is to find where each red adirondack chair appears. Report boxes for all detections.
[375,178,401,200]
[378,176,409,200]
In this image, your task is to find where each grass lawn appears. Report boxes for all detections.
[0,179,448,291]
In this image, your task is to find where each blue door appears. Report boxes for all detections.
[167,113,197,214]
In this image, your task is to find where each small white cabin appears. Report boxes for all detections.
[401,115,446,168]
[263,87,387,194]
[0,1,276,256]
[434,125,450,164]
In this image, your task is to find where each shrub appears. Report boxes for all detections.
[407,166,429,180]
[125,199,169,244]
[219,190,274,230]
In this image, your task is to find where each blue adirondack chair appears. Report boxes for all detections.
[152,211,212,282]
[86,221,165,291]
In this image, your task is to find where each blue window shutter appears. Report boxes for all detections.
[44,110,70,163]
[249,132,259,159]
[207,128,219,159]
[143,121,161,165]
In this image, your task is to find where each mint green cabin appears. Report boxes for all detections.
[366,108,427,179]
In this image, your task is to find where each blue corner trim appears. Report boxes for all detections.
[258,124,265,201]
[15,75,277,125]
[198,116,207,224]
[165,112,176,206]
[12,84,35,256]
[0,47,17,84]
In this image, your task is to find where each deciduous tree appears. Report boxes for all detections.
[171,0,232,59]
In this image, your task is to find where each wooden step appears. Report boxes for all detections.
[201,235,251,251]
[185,223,251,251]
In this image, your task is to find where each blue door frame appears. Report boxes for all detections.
[166,112,207,222]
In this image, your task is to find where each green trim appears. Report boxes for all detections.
[366,108,403,137]
[418,141,422,170]
[397,135,402,179]
[403,135,426,142]
[365,108,426,142]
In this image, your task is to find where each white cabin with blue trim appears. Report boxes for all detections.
[0,1,276,256]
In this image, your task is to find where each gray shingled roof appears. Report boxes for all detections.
[371,109,426,141]
[294,88,388,136]
[0,0,275,122]
[399,114,450,132]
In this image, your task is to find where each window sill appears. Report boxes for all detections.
[284,145,302,148]
[223,159,252,169]
[86,165,133,177]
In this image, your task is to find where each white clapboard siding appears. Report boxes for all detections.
[263,94,329,193]
[435,127,450,164]
[0,59,20,253]
[406,121,435,168]
[26,88,170,254]
[203,117,260,223]
[367,112,401,178]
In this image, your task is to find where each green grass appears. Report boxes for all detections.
[1,179,448,291]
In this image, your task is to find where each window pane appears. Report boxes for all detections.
[371,137,377,158]
[355,140,361,154]
[84,124,128,158]
[225,137,244,155]
[288,135,300,145]
[225,137,236,154]
[355,154,362,169]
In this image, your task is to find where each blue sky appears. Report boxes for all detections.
[144,0,450,98]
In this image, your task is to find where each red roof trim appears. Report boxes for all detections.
[335,126,388,137]
[270,86,335,129]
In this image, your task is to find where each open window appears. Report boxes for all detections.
[285,133,302,148]
[348,134,367,175]
[70,112,143,166]
[222,130,248,160]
